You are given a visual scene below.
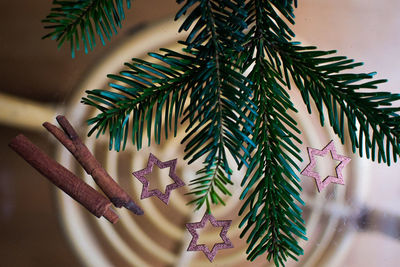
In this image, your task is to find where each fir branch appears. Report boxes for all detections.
[238,0,306,264]
[276,43,400,165]
[83,0,255,212]
[81,1,400,266]
[176,0,255,212]
[182,51,256,212]
[82,48,196,150]
[239,59,306,265]
[250,0,400,165]
[42,0,131,57]
[187,163,233,211]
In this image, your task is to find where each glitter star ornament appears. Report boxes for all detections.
[132,153,185,204]
[301,140,351,192]
[186,213,233,262]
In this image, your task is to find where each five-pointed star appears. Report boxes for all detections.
[186,213,233,262]
[132,153,185,204]
[301,140,351,192]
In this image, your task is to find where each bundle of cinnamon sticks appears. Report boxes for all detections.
[9,115,143,223]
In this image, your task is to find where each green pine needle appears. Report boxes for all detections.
[80,0,400,266]
[277,43,400,165]
[83,0,255,212]
[186,163,233,213]
[239,53,307,265]
[174,0,255,212]
[82,48,196,151]
[42,0,132,57]
[237,1,306,264]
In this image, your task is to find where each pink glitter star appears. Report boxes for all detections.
[132,153,185,204]
[186,213,233,262]
[301,140,351,192]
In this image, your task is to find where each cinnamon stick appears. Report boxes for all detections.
[43,115,143,215]
[9,134,119,224]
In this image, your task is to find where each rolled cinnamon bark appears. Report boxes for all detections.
[43,115,143,215]
[9,134,119,224]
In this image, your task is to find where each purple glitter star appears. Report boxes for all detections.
[301,140,351,192]
[132,153,185,204]
[186,213,233,262]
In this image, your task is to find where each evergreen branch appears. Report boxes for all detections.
[186,162,233,212]
[276,43,400,165]
[238,1,305,264]
[176,0,247,52]
[239,59,306,266]
[83,0,254,212]
[82,48,196,150]
[42,0,131,57]
[181,52,255,211]
[176,0,256,211]
[45,0,400,266]
[249,0,400,166]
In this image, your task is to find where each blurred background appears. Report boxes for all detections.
[0,0,399,266]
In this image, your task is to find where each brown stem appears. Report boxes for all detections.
[43,115,143,215]
[9,134,118,224]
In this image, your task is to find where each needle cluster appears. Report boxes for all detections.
[43,0,400,265]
